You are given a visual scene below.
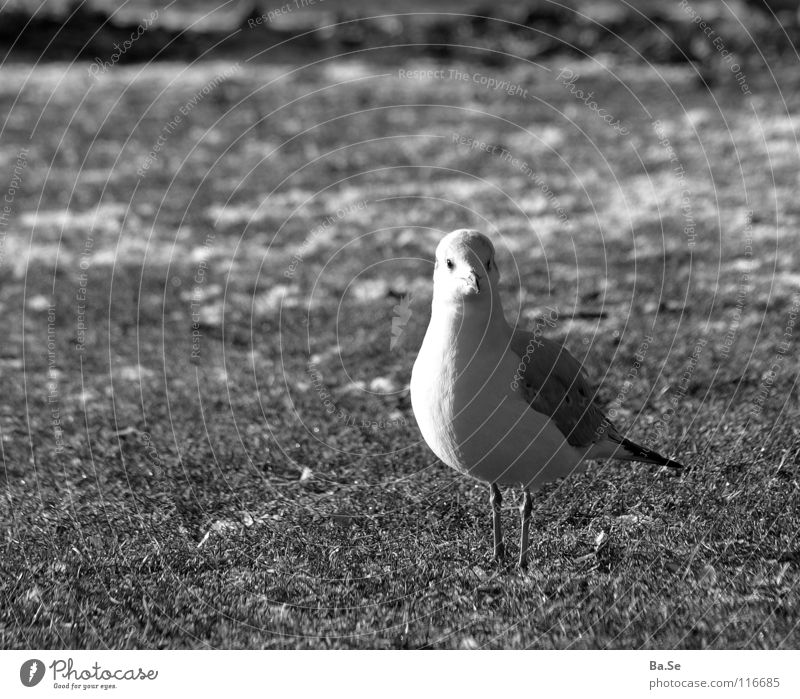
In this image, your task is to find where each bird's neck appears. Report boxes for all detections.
[429,297,510,347]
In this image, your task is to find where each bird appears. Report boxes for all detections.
[410,229,684,568]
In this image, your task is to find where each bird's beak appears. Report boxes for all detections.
[461,270,481,295]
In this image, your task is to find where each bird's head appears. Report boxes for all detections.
[432,229,499,307]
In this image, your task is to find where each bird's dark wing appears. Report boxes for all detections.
[509,330,613,447]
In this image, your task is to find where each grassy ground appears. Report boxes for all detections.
[1,40,800,648]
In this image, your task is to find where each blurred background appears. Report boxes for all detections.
[2,0,799,649]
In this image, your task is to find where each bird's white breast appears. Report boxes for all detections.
[411,318,586,489]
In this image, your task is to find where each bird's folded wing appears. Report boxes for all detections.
[509,330,616,447]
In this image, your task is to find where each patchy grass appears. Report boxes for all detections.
[1,49,799,648]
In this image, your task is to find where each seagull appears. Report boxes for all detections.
[410,229,684,568]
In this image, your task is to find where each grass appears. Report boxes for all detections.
[1,38,800,648]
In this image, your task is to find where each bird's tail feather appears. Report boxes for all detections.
[614,437,684,469]
[590,435,685,469]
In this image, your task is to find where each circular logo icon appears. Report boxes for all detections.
[20,659,45,687]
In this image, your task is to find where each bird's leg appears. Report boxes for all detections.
[518,488,533,569]
[489,483,505,561]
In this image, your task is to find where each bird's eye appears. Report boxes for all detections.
[486,259,492,270]
[446,258,454,270]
